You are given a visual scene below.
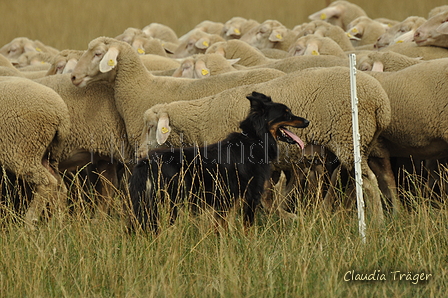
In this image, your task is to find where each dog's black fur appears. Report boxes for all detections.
[129,92,309,232]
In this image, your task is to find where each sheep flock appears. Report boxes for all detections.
[1,0,447,230]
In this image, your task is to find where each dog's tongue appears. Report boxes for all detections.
[281,127,305,149]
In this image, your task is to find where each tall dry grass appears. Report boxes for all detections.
[0,165,447,297]
[1,0,447,50]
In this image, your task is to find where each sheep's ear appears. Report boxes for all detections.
[227,58,240,65]
[309,6,342,21]
[371,61,384,72]
[304,42,320,56]
[194,60,210,78]
[62,59,78,74]
[195,38,210,49]
[269,29,285,42]
[99,47,119,73]
[436,22,448,34]
[214,47,226,56]
[156,113,171,145]
[23,41,38,53]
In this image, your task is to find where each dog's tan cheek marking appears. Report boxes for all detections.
[269,121,280,139]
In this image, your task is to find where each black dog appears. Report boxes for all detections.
[129,92,309,232]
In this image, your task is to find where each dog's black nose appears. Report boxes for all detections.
[303,119,310,127]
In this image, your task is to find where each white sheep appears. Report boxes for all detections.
[0,76,70,227]
[251,55,349,73]
[414,11,448,48]
[295,20,355,51]
[221,17,260,40]
[70,37,286,150]
[134,35,179,56]
[115,27,145,44]
[308,0,367,31]
[172,53,240,78]
[345,16,388,47]
[33,74,132,206]
[15,51,53,68]
[139,54,181,71]
[46,49,84,76]
[138,66,392,224]
[366,58,448,207]
[374,18,399,27]
[142,23,179,44]
[287,34,347,58]
[192,20,225,35]
[173,29,226,58]
[374,16,427,49]
[381,42,448,60]
[428,5,448,19]
[239,19,299,52]
[356,50,422,72]
[206,40,275,67]
[0,37,58,61]
[206,40,348,72]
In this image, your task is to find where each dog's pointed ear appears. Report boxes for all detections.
[156,112,171,145]
[246,91,272,111]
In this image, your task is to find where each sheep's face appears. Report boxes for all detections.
[414,11,448,47]
[288,36,321,56]
[240,21,286,50]
[71,42,117,87]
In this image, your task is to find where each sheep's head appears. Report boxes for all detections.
[288,35,322,56]
[71,37,119,87]
[138,109,171,158]
[375,16,426,49]
[240,20,288,50]
[0,37,40,61]
[414,11,448,47]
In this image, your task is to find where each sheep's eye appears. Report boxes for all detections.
[360,64,371,71]
[94,52,103,58]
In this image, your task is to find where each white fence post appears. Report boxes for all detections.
[349,53,366,243]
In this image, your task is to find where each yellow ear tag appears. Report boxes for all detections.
[320,13,327,20]
[137,48,145,54]
[351,28,358,34]
[234,28,241,34]
[276,34,283,40]
[161,127,169,134]
[35,47,42,52]
[396,40,403,43]
[108,59,115,66]
[346,32,353,38]
[311,50,319,55]
[201,68,209,76]
[41,61,45,64]
[202,41,209,47]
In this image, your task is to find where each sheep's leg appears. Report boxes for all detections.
[362,164,385,225]
[24,159,66,229]
[94,160,119,214]
[261,171,298,220]
[369,156,401,216]
[323,164,342,212]
[260,172,277,213]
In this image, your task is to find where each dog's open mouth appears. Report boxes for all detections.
[278,127,305,149]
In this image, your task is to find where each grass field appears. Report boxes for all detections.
[0,166,447,297]
[1,0,448,297]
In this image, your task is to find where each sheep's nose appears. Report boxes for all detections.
[70,74,76,82]
[414,31,420,39]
